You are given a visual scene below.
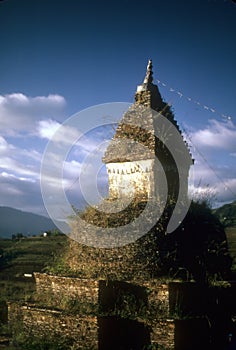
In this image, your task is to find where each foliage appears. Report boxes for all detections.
[157,200,232,284]
[68,198,233,284]
[33,290,99,316]
[10,331,74,350]
[43,253,73,276]
[213,200,236,228]
[11,233,25,241]
[77,197,148,228]
[43,229,64,237]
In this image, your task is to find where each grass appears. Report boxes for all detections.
[0,235,69,301]
[0,235,70,347]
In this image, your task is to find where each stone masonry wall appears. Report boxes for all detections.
[151,319,175,349]
[33,273,174,349]
[34,273,169,312]
[34,272,99,304]
[8,273,174,349]
[8,303,174,350]
[143,280,170,312]
[8,303,98,350]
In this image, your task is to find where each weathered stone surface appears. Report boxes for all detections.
[8,302,174,349]
[7,274,175,349]
[106,159,155,199]
[102,61,192,201]
[67,226,162,279]
[8,303,98,349]
[102,105,156,165]
[33,273,170,314]
[151,319,175,349]
[34,273,99,304]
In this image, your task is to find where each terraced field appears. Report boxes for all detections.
[0,235,68,301]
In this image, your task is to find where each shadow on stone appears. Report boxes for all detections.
[175,318,211,350]
[98,316,150,350]
[98,280,150,349]
[98,280,148,313]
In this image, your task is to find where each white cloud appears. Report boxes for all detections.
[0,156,39,178]
[0,136,15,155]
[37,119,84,147]
[63,160,82,178]
[188,154,236,206]
[0,136,8,150]
[0,92,92,215]
[0,92,72,214]
[20,148,42,162]
[0,171,36,183]
[0,128,42,196]
[0,171,47,215]
[190,119,236,150]
[37,119,61,139]
[0,93,66,136]
[185,119,236,206]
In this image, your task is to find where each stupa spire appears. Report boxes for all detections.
[135,59,164,110]
[143,59,153,84]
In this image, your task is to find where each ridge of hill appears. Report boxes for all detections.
[1,200,236,239]
[213,201,236,228]
[0,206,58,238]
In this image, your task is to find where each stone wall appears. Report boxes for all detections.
[102,104,156,164]
[151,319,175,349]
[143,280,170,312]
[34,273,99,304]
[34,273,170,315]
[9,278,236,349]
[8,303,174,349]
[7,273,175,349]
[8,303,98,350]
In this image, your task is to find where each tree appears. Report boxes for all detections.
[157,200,232,283]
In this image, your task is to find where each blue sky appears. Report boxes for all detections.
[0,0,236,216]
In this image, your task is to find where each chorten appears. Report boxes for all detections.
[102,60,193,203]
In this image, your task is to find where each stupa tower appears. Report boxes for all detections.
[103,60,193,202]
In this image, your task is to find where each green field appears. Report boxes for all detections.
[0,235,68,301]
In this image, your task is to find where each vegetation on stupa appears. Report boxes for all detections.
[63,198,233,285]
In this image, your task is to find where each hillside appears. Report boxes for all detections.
[213,200,236,228]
[0,234,69,302]
[0,206,58,238]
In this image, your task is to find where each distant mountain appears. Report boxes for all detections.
[0,206,58,238]
[213,201,236,228]
[1,201,235,240]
